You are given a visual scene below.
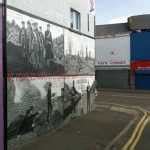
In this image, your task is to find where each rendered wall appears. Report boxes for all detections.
[7,0,95,37]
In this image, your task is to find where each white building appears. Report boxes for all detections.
[95,23,131,89]
[7,0,95,67]
[6,1,96,144]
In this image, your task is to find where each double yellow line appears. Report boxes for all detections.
[122,110,149,150]
[96,102,150,150]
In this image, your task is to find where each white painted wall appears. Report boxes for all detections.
[95,35,130,67]
[7,0,95,37]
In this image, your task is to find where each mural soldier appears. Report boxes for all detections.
[45,24,54,65]
[19,21,27,60]
[39,26,45,66]
[87,84,91,112]
[26,21,33,63]
[31,22,40,69]
[18,106,35,136]
[70,80,78,113]
[47,82,53,122]
[7,19,20,45]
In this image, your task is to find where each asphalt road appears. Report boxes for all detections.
[96,90,150,150]
[135,120,150,150]
[96,90,150,111]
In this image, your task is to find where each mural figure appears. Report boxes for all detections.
[45,24,54,65]
[47,82,53,122]
[19,21,27,61]
[26,21,33,64]
[87,84,91,112]
[39,26,46,66]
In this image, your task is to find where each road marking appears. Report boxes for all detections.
[122,112,150,150]
[130,117,149,150]
[101,94,150,99]
[122,112,147,150]
[96,102,150,150]
[95,102,143,150]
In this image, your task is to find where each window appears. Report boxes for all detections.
[88,14,90,32]
[70,9,81,31]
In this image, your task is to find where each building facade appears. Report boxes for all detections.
[95,23,131,89]
[7,0,95,149]
[131,31,150,90]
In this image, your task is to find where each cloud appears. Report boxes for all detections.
[109,16,128,24]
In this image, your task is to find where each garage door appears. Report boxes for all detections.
[96,69,130,89]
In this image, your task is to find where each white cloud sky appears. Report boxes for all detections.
[96,0,150,25]
[109,16,128,24]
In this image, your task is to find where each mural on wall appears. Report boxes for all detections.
[7,76,95,143]
[7,9,64,76]
[64,76,95,115]
[6,8,95,150]
[64,30,95,75]
[7,77,83,141]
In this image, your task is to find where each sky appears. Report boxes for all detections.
[96,0,150,25]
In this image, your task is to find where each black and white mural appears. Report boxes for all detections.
[7,76,95,144]
[7,8,95,150]
[64,76,95,115]
[64,30,95,75]
[7,77,84,140]
[7,9,64,76]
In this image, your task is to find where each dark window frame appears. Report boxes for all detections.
[70,8,81,31]
[88,14,90,32]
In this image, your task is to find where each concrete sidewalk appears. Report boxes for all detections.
[20,108,133,150]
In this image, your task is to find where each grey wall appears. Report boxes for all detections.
[0,5,3,150]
